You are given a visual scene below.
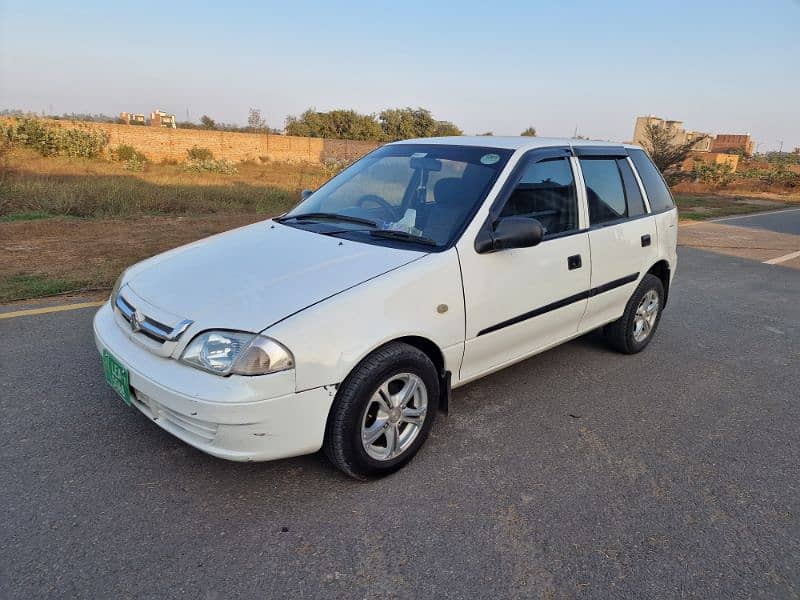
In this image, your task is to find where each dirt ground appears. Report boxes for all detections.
[0,215,265,298]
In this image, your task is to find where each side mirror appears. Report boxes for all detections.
[475,216,544,253]
[300,189,314,201]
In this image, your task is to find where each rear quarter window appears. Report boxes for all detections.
[628,148,675,213]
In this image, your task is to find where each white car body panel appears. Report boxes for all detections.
[458,233,591,381]
[264,249,466,392]
[93,136,678,463]
[124,220,423,334]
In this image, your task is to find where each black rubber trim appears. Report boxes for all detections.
[573,145,628,158]
[476,272,639,337]
[591,272,639,296]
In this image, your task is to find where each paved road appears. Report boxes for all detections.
[2,247,799,599]
[681,208,800,270]
[712,207,800,236]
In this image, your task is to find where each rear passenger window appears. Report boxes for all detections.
[617,159,646,217]
[628,148,675,212]
[500,158,577,236]
[579,159,626,225]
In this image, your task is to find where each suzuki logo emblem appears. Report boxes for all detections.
[130,310,145,333]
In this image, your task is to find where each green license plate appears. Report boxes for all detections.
[103,350,132,406]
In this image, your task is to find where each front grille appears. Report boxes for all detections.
[115,292,193,344]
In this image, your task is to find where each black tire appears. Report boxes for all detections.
[323,342,439,479]
[604,274,665,354]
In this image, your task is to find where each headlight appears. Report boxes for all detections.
[180,330,294,376]
[110,269,129,306]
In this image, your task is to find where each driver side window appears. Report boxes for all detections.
[499,158,578,236]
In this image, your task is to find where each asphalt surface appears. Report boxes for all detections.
[2,247,799,599]
[713,207,800,236]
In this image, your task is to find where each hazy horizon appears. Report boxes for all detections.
[1,0,798,151]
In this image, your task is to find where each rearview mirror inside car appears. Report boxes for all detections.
[409,156,442,172]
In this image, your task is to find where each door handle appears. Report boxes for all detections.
[567,254,582,270]
[641,234,651,247]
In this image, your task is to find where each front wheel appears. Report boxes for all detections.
[604,274,665,354]
[323,342,439,479]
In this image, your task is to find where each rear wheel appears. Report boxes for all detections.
[604,274,664,354]
[323,342,439,479]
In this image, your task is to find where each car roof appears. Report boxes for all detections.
[391,136,642,152]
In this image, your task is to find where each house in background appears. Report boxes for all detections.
[632,116,713,152]
[150,109,176,129]
[711,134,755,156]
[632,115,756,173]
[119,111,146,125]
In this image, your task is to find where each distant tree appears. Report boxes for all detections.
[433,120,462,137]
[200,115,216,130]
[379,107,438,141]
[642,123,707,173]
[520,126,537,137]
[284,108,383,141]
[478,131,494,136]
[247,108,267,132]
[283,106,463,141]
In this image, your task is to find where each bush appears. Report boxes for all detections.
[111,144,146,162]
[321,157,355,178]
[692,162,735,188]
[183,158,238,175]
[2,117,109,158]
[123,156,147,172]
[187,145,214,161]
[738,164,799,188]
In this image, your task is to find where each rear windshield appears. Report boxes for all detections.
[628,148,675,213]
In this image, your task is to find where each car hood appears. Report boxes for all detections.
[125,220,425,333]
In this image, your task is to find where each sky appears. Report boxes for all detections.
[1,0,798,151]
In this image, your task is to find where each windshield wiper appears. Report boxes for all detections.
[369,229,438,246]
[275,212,377,228]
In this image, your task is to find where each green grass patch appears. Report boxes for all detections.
[674,194,789,220]
[0,274,89,303]
[0,211,62,222]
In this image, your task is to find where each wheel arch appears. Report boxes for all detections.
[337,335,451,413]
[646,259,671,307]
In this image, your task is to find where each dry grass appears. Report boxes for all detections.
[0,148,328,219]
[673,193,797,221]
[0,149,331,302]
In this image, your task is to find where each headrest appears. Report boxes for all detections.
[433,177,464,208]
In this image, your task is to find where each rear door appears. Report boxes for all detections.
[628,147,679,273]
[458,147,591,382]
[575,147,658,332]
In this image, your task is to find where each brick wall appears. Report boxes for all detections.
[14,119,382,164]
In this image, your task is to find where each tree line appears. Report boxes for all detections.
[196,107,537,142]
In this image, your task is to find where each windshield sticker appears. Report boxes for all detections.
[411,152,428,158]
[480,153,500,165]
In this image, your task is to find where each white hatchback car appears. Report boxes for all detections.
[94,137,677,478]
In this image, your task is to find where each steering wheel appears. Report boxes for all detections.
[357,194,398,222]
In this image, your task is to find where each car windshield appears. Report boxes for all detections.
[280,144,512,248]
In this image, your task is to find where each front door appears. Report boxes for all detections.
[458,149,591,382]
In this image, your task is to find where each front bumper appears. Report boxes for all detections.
[93,302,336,462]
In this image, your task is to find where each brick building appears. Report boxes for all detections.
[150,109,176,129]
[119,112,145,125]
[711,134,755,156]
